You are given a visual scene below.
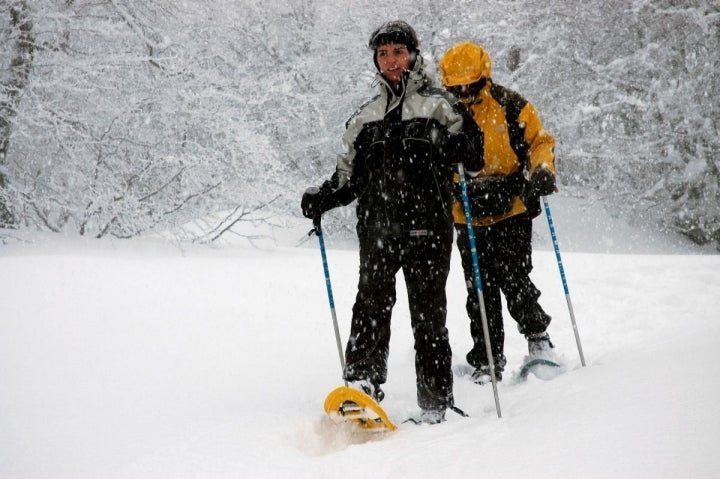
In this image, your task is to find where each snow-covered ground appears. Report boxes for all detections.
[1,196,718,479]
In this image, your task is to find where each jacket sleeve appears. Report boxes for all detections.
[443,99,485,172]
[317,112,369,212]
[319,170,359,211]
[518,102,555,175]
[457,104,485,172]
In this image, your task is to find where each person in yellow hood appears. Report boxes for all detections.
[439,41,557,384]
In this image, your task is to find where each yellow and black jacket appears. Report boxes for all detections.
[453,81,555,227]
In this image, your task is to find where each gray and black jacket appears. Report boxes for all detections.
[322,56,484,236]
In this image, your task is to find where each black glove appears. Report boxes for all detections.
[529,167,556,197]
[301,186,326,220]
[302,177,338,219]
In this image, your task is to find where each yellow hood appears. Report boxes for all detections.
[439,42,492,87]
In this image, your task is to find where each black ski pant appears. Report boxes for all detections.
[455,213,551,369]
[343,227,454,411]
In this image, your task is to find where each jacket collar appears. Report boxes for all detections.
[374,55,428,113]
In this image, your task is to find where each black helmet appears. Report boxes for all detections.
[368,21,419,52]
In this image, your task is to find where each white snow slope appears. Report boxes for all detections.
[1,197,719,479]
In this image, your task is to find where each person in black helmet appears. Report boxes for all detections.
[301,21,483,424]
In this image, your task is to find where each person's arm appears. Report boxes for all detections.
[443,97,485,172]
[301,114,367,221]
[520,102,557,195]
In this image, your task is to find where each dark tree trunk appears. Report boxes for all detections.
[0,0,34,226]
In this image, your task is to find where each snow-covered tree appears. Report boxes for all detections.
[0,0,33,226]
[1,0,284,239]
[0,0,717,247]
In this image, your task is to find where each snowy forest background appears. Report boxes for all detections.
[1,0,719,248]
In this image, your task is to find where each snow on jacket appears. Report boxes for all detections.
[331,56,484,236]
[452,81,555,226]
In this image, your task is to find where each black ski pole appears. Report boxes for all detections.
[542,197,586,367]
[309,220,347,385]
[457,163,502,418]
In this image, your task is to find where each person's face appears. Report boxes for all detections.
[447,80,485,105]
[376,43,411,85]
